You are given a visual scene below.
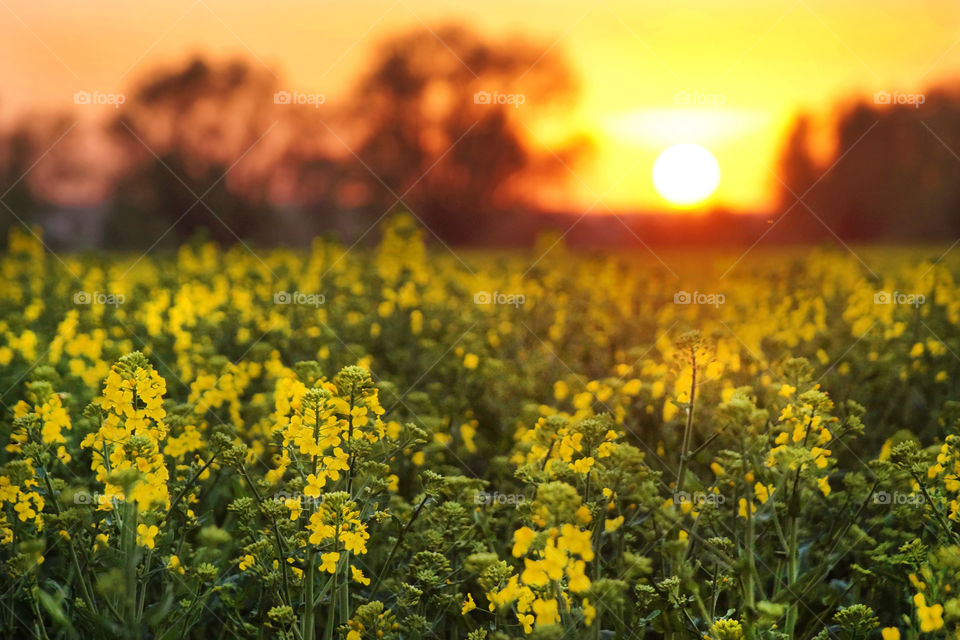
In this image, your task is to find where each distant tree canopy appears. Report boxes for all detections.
[0,126,42,238]
[0,114,85,240]
[8,23,960,247]
[94,24,581,247]
[344,25,580,243]
[778,91,960,242]
[104,58,285,247]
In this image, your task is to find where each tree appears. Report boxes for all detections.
[342,24,583,243]
[779,89,960,243]
[775,114,824,241]
[0,113,88,242]
[103,58,291,247]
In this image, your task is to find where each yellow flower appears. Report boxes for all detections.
[566,559,591,592]
[461,592,477,614]
[304,473,327,497]
[532,597,560,626]
[754,483,774,504]
[881,628,900,640]
[512,526,536,558]
[582,598,596,626]
[558,524,594,561]
[914,593,944,632]
[460,421,477,453]
[817,476,831,497]
[518,613,534,634]
[136,524,159,549]
[350,565,370,585]
[340,530,369,555]
[463,353,479,369]
[604,516,624,532]
[239,554,256,571]
[318,552,339,574]
[521,558,549,587]
[622,379,641,395]
[710,619,744,640]
[553,380,569,401]
[571,457,595,474]
[410,309,423,335]
[663,399,679,422]
[285,497,302,520]
[575,505,592,525]
[167,555,185,574]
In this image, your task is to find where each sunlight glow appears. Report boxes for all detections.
[652,143,721,208]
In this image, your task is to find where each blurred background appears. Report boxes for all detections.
[2,0,960,248]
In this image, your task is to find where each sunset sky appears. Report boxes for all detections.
[3,0,960,213]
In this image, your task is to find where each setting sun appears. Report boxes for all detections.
[652,143,721,208]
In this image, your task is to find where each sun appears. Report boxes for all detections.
[652,143,721,208]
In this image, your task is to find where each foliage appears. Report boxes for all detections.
[1,216,960,639]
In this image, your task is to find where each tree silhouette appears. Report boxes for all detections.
[779,90,960,242]
[103,58,290,247]
[343,24,582,243]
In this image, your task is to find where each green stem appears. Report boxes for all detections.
[179,585,203,640]
[784,518,799,636]
[338,549,350,631]
[40,472,98,614]
[302,400,325,640]
[238,466,293,608]
[122,501,139,639]
[784,416,815,636]
[911,472,960,545]
[370,493,428,596]
[675,352,697,498]
[304,549,316,640]
[137,549,153,623]
[159,453,218,527]
[323,543,339,640]
[741,441,756,637]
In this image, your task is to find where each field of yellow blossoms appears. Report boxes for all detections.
[2,214,960,640]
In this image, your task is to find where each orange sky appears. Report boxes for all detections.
[3,0,960,213]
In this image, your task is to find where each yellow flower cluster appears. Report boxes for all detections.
[81,353,170,512]
[0,471,45,544]
[914,592,945,632]
[306,493,370,555]
[928,438,960,521]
